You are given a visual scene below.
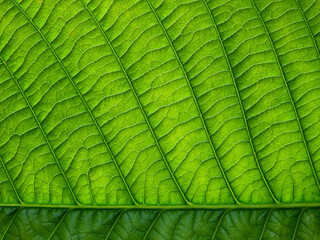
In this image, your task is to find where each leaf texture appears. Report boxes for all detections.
[0,207,320,240]
[1,0,320,238]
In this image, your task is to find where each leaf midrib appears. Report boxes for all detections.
[1,203,320,209]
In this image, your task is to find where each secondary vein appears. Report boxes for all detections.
[10,0,137,205]
[142,209,164,240]
[78,0,191,205]
[0,207,21,240]
[291,208,305,240]
[146,0,241,205]
[47,209,71,240]
[105,209,126,240]
[211,209,228,240]
[0,54,79,205]
[251,0,320,194]
[259,209,273,240]
[295,0,320,58]
[202,0,279,204]
[0,148,23,204]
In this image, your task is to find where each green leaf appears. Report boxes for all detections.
[0,0,320,238]
[1,207,320,239]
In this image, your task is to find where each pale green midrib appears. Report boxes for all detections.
[10,0,137,206]
[142,209,163,240]
[0,148,22,204]
[146,0,239,205]
[291,208,305,240]
[0,54,79,205]
[259,209,273,240]
[251,0,320,193]
[202,0,278,204]
[78,0,190,205]
[1,203,320,209]
[0,207,21,240]
[105,209,125,240]
[295,0,320,59]
[47,209,70,240]
[211,209,228,240]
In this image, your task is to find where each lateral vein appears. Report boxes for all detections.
[79,0,190,205]
[211,209,228,240]
[291,208,305,240]
[146,0,240,205]
[0,207,21,240]
[105,209,126,240]
[0,148,23,204]
[295,0,320,58]
[0,54,79,205]
[251,0,320,193]
[142,209,164,240]
[10,0,137,205]
[202,0,279,204]
[47,209,71,240]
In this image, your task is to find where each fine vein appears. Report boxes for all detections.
[0,54,79,205]
[10,0,137,205]
[295,0,320,58]
[202,0,279,204]
[0,150,23,204]
[146,0,240,205]
[79,0,190,205]
[251,0,320,193]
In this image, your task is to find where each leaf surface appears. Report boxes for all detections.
[0,0,320,238]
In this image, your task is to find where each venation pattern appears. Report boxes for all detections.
[0,207,320,239]
[1,0,320,206]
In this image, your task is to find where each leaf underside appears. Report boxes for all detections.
[0,0,320,238]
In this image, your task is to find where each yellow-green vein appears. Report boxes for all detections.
[259,209,274,240]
